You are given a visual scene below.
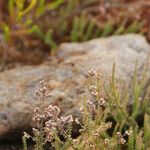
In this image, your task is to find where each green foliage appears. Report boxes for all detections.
[36,0,65,16]
[70,15,144,42]
[1,23,11,42]
[44,29,57,49]
[1,0,60,50]
[30,26,57,49]
[1,0,144,47]
[125,21,144,34]
[99,20,144,37]
[70,14,97,42]
[0,0,144,62]
[100,22,114,37]
[113,22,126,35]
[143,114,150,147]
[22,134,28,150]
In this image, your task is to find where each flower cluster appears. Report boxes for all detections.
[82,69,107,117]
[32,80,73,142]
[88,69,106,101]
[91,122,112,138]
[116,129,133,145]
[116,132,126,145]
[35,80,52,101]
[44,106,73,142]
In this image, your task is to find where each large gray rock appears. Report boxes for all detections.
[0,34,149,139]
[58,34,150,81]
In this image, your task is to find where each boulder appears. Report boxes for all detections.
[0,34,149,139]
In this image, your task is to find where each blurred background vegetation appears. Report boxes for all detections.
[0,0,149,68]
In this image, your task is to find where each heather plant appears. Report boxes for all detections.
[23,80,74,150]
[23,64,150,150]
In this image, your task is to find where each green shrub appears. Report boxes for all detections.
[23,64,150,150]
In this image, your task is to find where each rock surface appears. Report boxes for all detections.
[0,34,149,139]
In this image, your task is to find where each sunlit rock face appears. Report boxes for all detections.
[0,34,149,139]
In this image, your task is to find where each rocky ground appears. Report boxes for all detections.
[0,34,150,149]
